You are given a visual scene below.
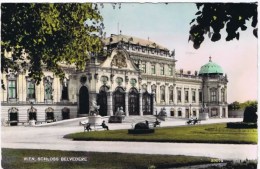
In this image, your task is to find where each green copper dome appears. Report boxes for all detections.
[199,57,224,75]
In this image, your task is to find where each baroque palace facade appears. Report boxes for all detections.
[1,34,228,125]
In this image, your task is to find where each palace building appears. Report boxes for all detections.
[1,34,228,126]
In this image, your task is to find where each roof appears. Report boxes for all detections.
[199,57,224,75]
[103,34,169,51]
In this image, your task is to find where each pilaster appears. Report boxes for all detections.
[107,92,113,116]
[139,91,143,116]
[125,92,129,116]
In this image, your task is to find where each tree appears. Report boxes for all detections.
[1,3,104,87]
[228,101,240,111]
[189,3,257,49]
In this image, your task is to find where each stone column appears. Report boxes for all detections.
[219,107,222,118]
[165,84,169,105]
[107,92,113,116]
[218,86,221,103]
[173,85,177,104]
[139,91,143,116]
[152,92,156,115]
[125,92,129,116]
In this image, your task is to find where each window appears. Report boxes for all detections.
[192,90,196,102]
[141,63,146,73]
[199,91,202,102]
[8,80,16,99]
[169,89,173,102]
[130,78,137,87]
[211,89,217,102]
[178,110,182,116]
[61,78,69,100]
[27,80,35,99]
[101,76,108,84]
[151,65,156,74]
[169,66,173,76]
[160,86,165,102]
[185,90,189,102]
[116,77,123,86]
[177,90,181,102]
[160,65,164,75]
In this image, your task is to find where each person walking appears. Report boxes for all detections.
[85,123,92,132]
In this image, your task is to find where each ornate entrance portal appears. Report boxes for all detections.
[79,86,89,116]
[113,87,125,113]
[142,91,153,115]
[128,88,139,115]
[97,85,109,116]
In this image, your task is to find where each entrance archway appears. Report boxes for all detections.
[170,108,175,116]
[27,106,37,121]
[142,91,153,115]
[8,107,18,126]
[128,87,139,115]
[113,87,125,113]
[97,85,109,116]
[62,107,70,120]
[45,107,54,122]
[79,86,89,115]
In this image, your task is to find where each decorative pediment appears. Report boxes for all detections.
[45,107,54,113]
[8,107,18,113]
[111,51,127,68]
[99,49,139,72]
[27,106,37,113]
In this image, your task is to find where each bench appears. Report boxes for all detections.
[80,121,105,132]
[186,119,201,125]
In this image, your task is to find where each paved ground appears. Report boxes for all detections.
[1,117,257,161]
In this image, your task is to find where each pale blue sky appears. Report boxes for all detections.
[100,3,258,103]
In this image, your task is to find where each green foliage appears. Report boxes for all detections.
[65,123,257,144]
[228,101,240,110]
[1,3,103,85]
[189,3,257,49]
[227,122,257,129]
[240,100,258,110]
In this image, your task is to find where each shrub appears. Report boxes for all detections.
[243,105,257,123]
[134,122,149,130]
[227,122,257,129]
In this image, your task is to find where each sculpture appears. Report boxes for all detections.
[89,100,100,116]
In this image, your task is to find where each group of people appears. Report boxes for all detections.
[145,118,161,128]
[85,118,160,132]
[85,120,109,131]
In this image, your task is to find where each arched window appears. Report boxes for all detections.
[7,73,17,101]
[8,107,18,126]
[210,88,217,102]
[113,87,125,113]
[45,107,54,122]
[160,86,165,102]
[116,77,123,86]
[26,77,36,101]
[61,78,69,101]
[128,88,139,115]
